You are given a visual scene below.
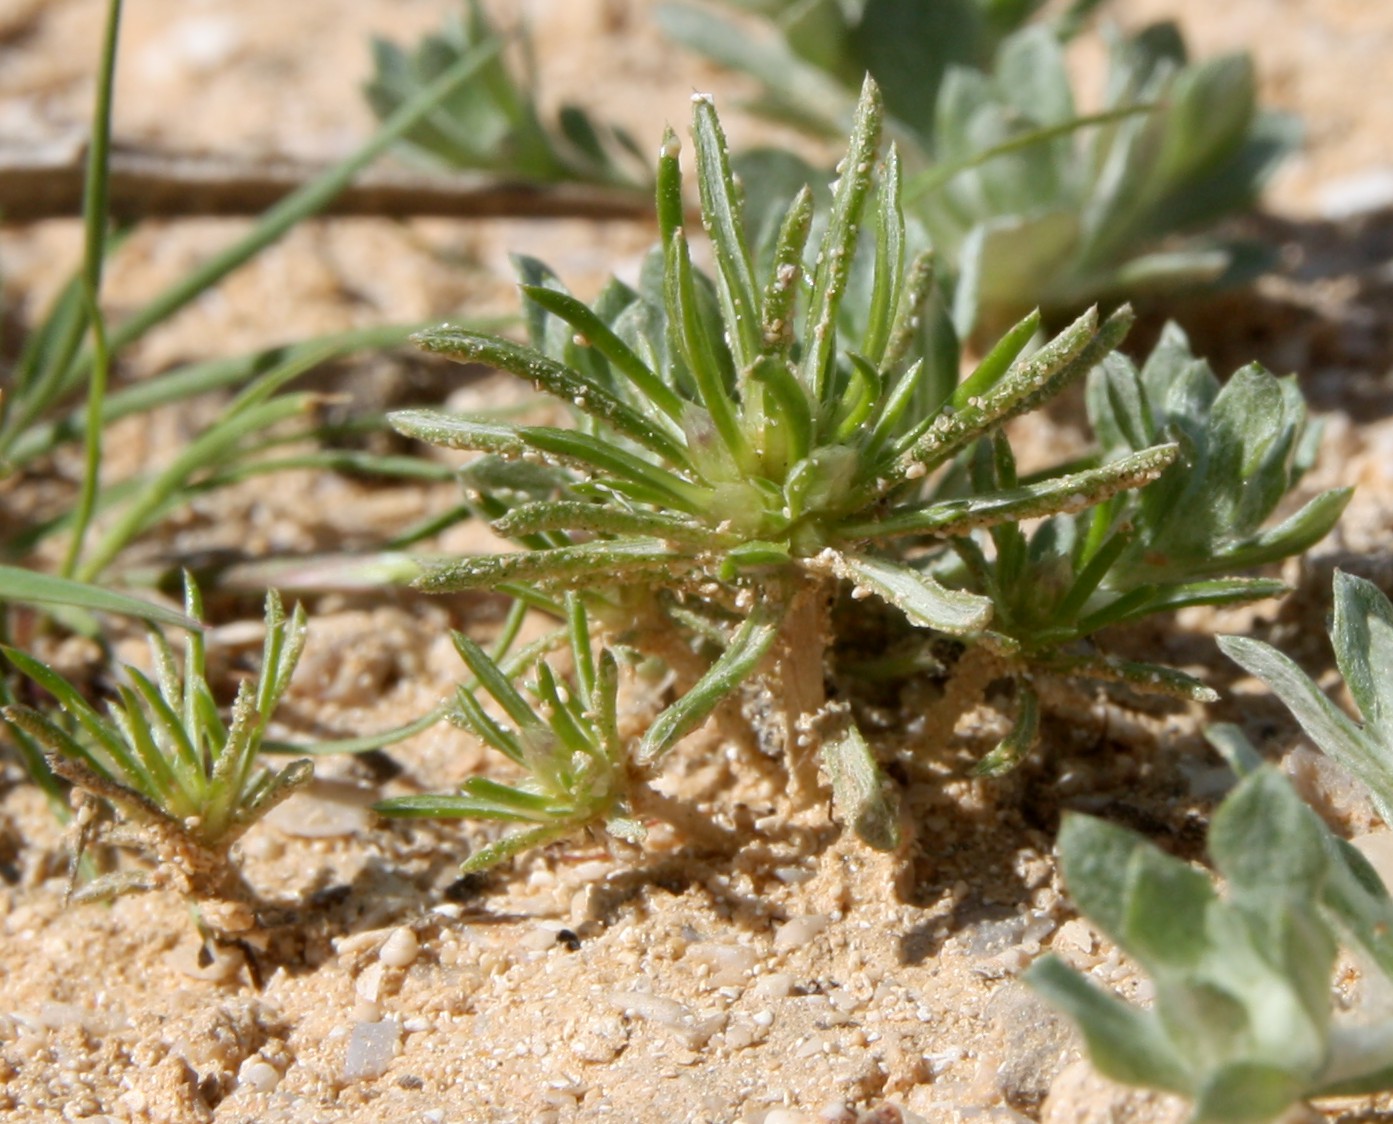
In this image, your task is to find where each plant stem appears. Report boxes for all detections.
[61,0,122,578]
[630,781,741,854]
[775,575,833,803]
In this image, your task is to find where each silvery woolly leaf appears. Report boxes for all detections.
[1025,955,1192,1094]
[1218,632,1393,826]
[1333,570,1393,746]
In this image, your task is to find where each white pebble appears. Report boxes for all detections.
[608,991,692,1029]
[356,962,385,1003]
[752,973,795,1000]
[236,1058,280,1095]
[264,790,368,838]
[774,914,830,952]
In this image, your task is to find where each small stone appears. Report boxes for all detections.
[343,1019,399,1083]
[264,789,370,838]
[1318,168,1393,220]
[163,940,245,983]
[356,962,385,1003]
[752,973,795,1000]
[1040,1060,1187,1124]
[774,914,830,952]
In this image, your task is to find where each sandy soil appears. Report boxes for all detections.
[2,2,1393,1122]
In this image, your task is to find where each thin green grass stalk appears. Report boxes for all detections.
[102,39,503,365]
[902,102,1158,203]
[69,330,346,582]
[61,0,122,578]
[0,36,505,464]
[0,566,196,630]
[6,323,420,469]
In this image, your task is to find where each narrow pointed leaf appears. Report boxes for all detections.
[827,553,992,634]
[389,410,707,511]
[492,501,710,543]
[889,305,1134,484]
[819,708,899,851]
[801,76,883,398]
[640,599,785,762]
[418,538,686,593]
[0,567,197,631]
[1220,633,1393,824]
[691,92,762,368]
[518,284,688,428]
[413,328,689,464]
[459,823,576,872]
[843,444,1177,538]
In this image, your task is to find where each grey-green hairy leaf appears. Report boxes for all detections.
[1037,590,1393,1123]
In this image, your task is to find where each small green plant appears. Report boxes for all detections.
[659,1,1296,332]
[383,80,1330,857]
[1,579,311,913]
[1029,764,1393,1123]
[1029,572,1393,1122]
[364,0,645,189]
[0,566,201,811]
[936,322,1349,771]
[376,596,646,871]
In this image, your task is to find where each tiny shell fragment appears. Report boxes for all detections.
[378,927,419,969]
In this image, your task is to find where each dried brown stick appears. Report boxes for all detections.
[0,138,654,224]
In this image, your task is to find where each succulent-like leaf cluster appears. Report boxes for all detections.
[659,0,1297,332]
[1030,767,1393,1123]
[656,0,1104,144]
[1,580,311,901]
[1030,573,1393,1122]
[384,80,1328,855]
[364,0,644,188]
[938,323,1349,730]
[376,596,644,872]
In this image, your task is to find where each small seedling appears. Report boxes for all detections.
[1,578,311,921]
[376,595,647,871]
[1029,573,1393,1122]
